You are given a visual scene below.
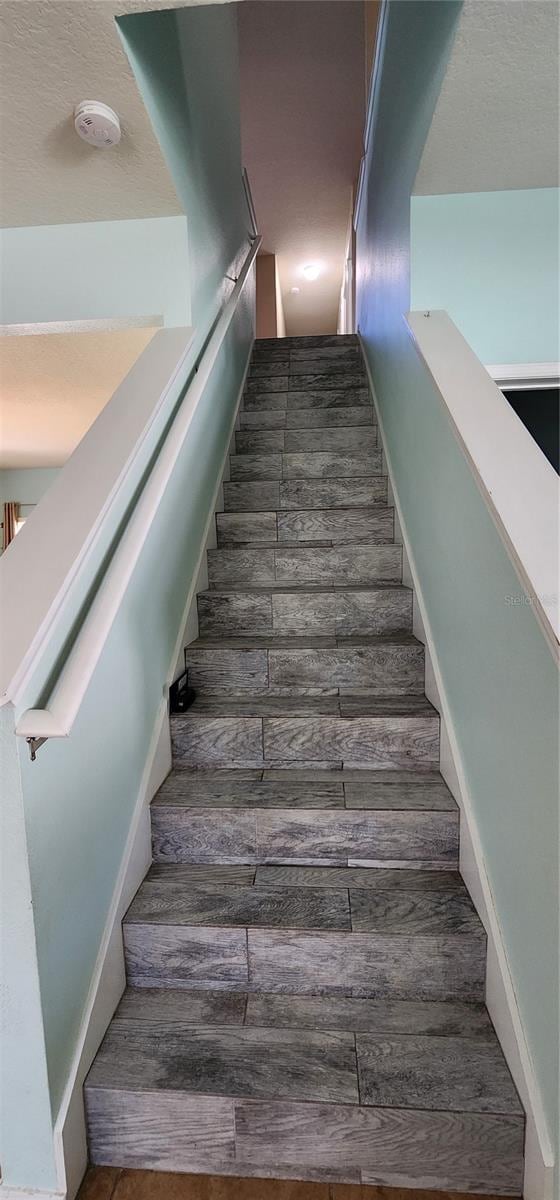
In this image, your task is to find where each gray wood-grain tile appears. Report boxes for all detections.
[115,987,247,1026]
[171,715,264,768]
[285,406,375,428]
[254,865,465,891]
[245,993,494,1038]
[356,1032,522,1114]
[230,454,283,480]
[247,929,486,1000]
[223,482,281,510]
[277,508,393,544]
[344,778,455,809]
[279,478,387,509]
[125,881,351,931]
[88,1023,359,1105]
[255,810,457,866]
[85,1088,235,1169]
[236,430,286,453]
[288,373,367,392]
[284,428,377,453]
[185,647,269,692]
[250,359,289,376]
[349,889,483,936]
[124,924,248,988]
[263,714,439,770]
[198,590,273,636]
[268,643,424,693]
[234,1099,524,1193]
[217,512,277,544]
[286,388,370,409]
[274,546,402,584]
[242,391,288,411]
[154,775,344,809]
[208,547,276,584]
[282,451,383,478]
[246,375,289,394]
[239,409,287,429]
[151,807,257,863]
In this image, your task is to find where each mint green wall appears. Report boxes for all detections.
[411,188,560,364]
[357,0,558,1164]
[2,9,253,1191]
[0,215,189,327]
[119,3,248,332]
[0,467,60,505]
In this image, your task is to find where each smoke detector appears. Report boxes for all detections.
[74,101,121,148]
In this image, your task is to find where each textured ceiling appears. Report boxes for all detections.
[0,0,233,227]
[239,1,365,336]
[0,327,158,466]
[415,0,559,195]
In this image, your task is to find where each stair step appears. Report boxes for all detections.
[256,335,359,349]
[184,634,423,695]
[84,979,523,1191]
[197,583,411,637]
[223,477,388,511]
[169,693,439,771]
[207,543,402,586]
[240,405,375,429]
[243,387,371,411]
[235,427,378,454]
[216,507,394,546]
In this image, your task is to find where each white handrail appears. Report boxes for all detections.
[405,310,559,661]
[242,167,259,240]
[17,235,262,745]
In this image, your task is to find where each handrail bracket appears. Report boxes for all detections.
[27,736,48,762]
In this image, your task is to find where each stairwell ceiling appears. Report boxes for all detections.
[0,0,235,228]
[414,0,559,195]
[238,1,365,336]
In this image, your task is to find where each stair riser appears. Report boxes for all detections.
[223,478,388,511]
[207,545,402,586]
[249,358,364,379]
[230,452,384,481]
[122,923,481,1001]
[235,428,378,454]
[184,646,424,695]
[243,389,371,411]
[240,407,375,430]
[170,713,439,770]
[246,374,367,396]
[216,509,394,546]
[197,589,412,638]
[150,807,457,868]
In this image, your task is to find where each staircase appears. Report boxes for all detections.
[84,336,524,1194]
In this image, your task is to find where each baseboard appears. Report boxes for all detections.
[364,340,554,1200]
[52,695,170,1200]
[0,1188,64,1199]
[51,336,255,1200]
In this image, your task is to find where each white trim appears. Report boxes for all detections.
[405,310,559,661]
[487,362,560,391]
[363,340,554,1200]
[15,237,261,742]
[52,696,170,1200]
[0,1188,64,1199]
[1,326,196,707]
[51,338,254,1200]
[0,316,164,337]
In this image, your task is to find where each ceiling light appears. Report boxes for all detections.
[290,287,300,294]
[302,263,321,281]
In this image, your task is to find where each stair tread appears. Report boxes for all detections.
[188,633,420,649]
[174,694,437,718]
[201,583,411,594]
[153,766,455,810]
[124,869,482,937]
[85,991,521,1117]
